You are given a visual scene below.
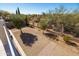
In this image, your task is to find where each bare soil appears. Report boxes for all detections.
[11,27,79,56]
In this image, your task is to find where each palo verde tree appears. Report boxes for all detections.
[0,10,10,20]
[10,7,26,33]
[51,6,68,34]
[10,14,26,29]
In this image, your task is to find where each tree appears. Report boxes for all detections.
[39,18,49,30]
[0,10,10,20]
[10,14,26,33]
[47,6,67,33]
[24,15,29,26]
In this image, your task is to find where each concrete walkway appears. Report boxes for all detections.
[0,18,12,56]
[0,39,6,56]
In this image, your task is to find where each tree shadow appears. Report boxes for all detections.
[65,41,78,47]
[20,32,38,47]
[43,32,58,41]
[44,32,57,38]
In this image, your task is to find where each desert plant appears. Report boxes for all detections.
[39,18,49,30]
[16,7,20,15]
[10,14,26,29]
[24,16,29,26]
[63,35,72,42]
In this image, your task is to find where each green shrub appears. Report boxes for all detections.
[9,14,26,29]
[73,23,79,37]
[39,18,49,30]
[63,35,72,42]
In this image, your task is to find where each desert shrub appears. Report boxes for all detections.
[73,23,79,37]
[39,18,49,30]
[63,35,72,42]
[9,14,26,29]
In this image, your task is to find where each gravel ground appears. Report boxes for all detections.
[11,27,79,56]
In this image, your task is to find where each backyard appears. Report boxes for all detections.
[11,27,79,56]
[1,3,79,56]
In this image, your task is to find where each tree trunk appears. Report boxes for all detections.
[61,24,64,36]
[20,28,23,34]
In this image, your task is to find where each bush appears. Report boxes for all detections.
[73,23,79,37]
[39,18,49,30]
[63,35,72,42]
[9,14,26,29]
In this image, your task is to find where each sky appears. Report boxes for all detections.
[0,3,79,14]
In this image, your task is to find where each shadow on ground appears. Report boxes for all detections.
[65,41,78,47]
[44,32,57,38]
[43,30,58,41]
[20,32,38,46]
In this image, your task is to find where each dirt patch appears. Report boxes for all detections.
[11,27,79,56]
[11,27,50,55]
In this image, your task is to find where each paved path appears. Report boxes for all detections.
[0,19,11,56]
[0,18,20,56]
[0,39,6,56]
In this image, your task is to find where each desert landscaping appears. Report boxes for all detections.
[1,3,79,56]
[11,27,79,56]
